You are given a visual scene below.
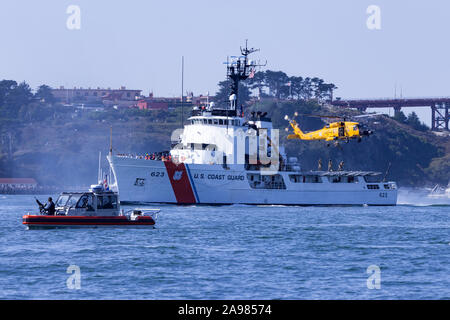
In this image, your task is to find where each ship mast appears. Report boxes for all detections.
[225,41,264,115]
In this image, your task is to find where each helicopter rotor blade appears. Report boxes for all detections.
[294,113,343,120]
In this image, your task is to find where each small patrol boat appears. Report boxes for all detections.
[23,184,159,229]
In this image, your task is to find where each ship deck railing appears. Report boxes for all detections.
[307,170,382,176]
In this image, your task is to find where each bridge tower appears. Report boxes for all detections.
[431,103,449,131]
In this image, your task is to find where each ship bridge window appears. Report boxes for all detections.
[203,119,207,124]
[203,144,217,150]
[213,119,218,125]
[208,119,212,124]
[247,173,286,189]
[328,176,358,183]
[367,184,380,189]
[329,176,341,183]
[364,175,382,183]
[219,119,223,125]
[188,143,217,151]
[289,175,322,183]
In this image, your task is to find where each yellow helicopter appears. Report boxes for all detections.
[284,112,374,146]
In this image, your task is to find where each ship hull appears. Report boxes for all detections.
[22,215,156,229]
[108,156,397,206]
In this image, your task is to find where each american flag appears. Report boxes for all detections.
[249,68,255,79]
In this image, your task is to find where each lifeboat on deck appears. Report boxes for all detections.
[23,184,159,229]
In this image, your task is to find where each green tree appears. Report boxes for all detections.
[288,76,304,100]
[214,80,251,109]
[406,112,428,131]
[0,80,18,106]
[393,110,407,123]
[246,71,266,98]
[0,81,33,118]
[35,85,55,104]
[264,70,289,99]
[300,77,313,100]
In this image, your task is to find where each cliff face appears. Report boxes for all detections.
[0,102,448,188]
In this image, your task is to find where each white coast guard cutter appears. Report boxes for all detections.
[107,44,397,206]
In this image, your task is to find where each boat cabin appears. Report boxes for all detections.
[55,187,119,216]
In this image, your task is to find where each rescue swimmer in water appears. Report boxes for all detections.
[284,112,375,147]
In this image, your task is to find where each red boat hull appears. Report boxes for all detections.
[22,215,155,228]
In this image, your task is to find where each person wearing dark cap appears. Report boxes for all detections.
[36,197,55,215]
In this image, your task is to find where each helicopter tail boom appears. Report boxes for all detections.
[286,119,307,140]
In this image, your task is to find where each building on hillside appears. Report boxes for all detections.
[51,86,142,104]
[136,93,171,110]
[137,99,169,110]
[0,178,38,192]
[135,92,212,111]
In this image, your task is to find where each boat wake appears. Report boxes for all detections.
[397,188,450,207]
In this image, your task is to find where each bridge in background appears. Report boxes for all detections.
[331,97,450,131]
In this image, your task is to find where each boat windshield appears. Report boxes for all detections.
[66,194,82,208]
[56,194,70,207]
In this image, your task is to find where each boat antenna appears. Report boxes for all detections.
[98,151,102,184]
[181,56,184,126]
[383,161,392,182]
[109,126,113,157]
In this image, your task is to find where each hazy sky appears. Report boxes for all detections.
[1,0,449,125]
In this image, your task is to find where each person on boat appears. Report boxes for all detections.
[338,161,344,171]
[328,159,333,172]
[318,158,322,171]
[36,197,55,215]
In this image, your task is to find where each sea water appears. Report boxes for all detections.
[0,194,448,299]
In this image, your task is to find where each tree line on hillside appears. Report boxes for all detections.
[393,110,428,131]
[214,71,431,131]
[0,80,55,119]
[214,70,337,107]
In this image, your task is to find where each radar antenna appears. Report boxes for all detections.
[224,40,266,115]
